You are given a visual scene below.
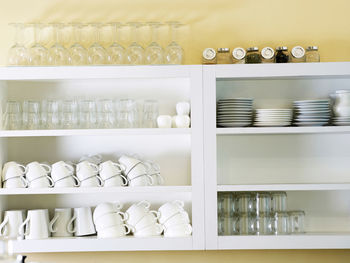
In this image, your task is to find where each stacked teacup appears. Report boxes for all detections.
[76,160,103,187]
[119,155,154,187]
[158,200,192,237]
[93,202,130,238]
[126,200,163,237]
[2,162,28,188]
[173,102,191,128]
[51,161,79,188]
[25,162,54,188]
[98,160,127,187]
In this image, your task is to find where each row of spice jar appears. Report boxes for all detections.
[203,46,320,64]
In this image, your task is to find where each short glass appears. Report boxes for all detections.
[238,212,255,235]
[217,192,236,216]
[271,192,287,212]
[142,100,159,128]
[272,211,289,235]
[255,192,272,214]
[288,210,305,234]
[237,193,254,213]
[27,101,41,130]
[256,212,273,235]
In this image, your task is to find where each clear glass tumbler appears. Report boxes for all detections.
[27,101,41,129]
[46,100,61,129]
[62,100,79,129]
[237,193,254,213]
[271,192,287,212]
[288,210,305,234]
[79,100,97,129]
[255,192,272,214]
[256,212,273,235]
[4,101,22,130]
[272,211,290,235]
[117,99,138,128]
[97,99,115,129]
[238,213,255,235]
[142,100,159,128]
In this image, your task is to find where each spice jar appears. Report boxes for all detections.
[291,46,306,63]
[261,47,275,63]
[232,47,246,64]
[275,47,289,63]
[202,48,217,64]
[306,46,320,62]
[245,47,261,64]
[217,48,231,64]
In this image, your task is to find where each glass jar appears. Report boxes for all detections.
[275,46,289,63]
[271,192,287,212]
[256,212,273,235]
[232,47,246,64]
[202,48,217,64]
[288,210,305,234]
[306,46,320,62]
[255,192,272,214]
[237,193,254,213]
[291,46,306,63]
[217,192,236,216]
[245,47,261,64]
[238,213,256,235]
[272,212,290,235]
[261,47,275,63]
[217,212,232,236]
[217,48,231,64]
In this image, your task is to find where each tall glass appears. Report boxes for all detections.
[107,22,125,65]
[29,23,49,66]
[165,21,184,64]
[69,23,89,65]
[97,99,115,128]
[145,22,164,65]
[79,100,97,128]
[88,23,108,65]
[27,101,41,129]
[126,22,144,65]
[117,99,138,128]
[62,100,79,129]
[7,23,29,66]
[4,101,22,130]
[49,23,71,65]
[46,99,61,129]
[142,100,158,128]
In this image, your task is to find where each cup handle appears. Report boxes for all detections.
[146,175,154,186]
[18,216,30,236]
[20,176,29,188]
[49,214,60,233]
[96,175,104,187]
[0,216,9,236]
[64,163,74,173]
[67,214,77,234]
[155,223,164,235]
[41,163,52,173]
[185,224,193,235]
[137,200,150,209]
[117,211,128,222]
[157,173,164,185]
[150,210,161,219]
[47,175,55,187]
[120,174,128,186]
[18,164,26,174]
[89,163,99,173]
[72,175,81,187]
[123,224,131,235]
[173,200,184,208]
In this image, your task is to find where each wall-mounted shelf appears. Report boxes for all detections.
[217,184,350,192]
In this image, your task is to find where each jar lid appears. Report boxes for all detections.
[217,48,230,53]
[232,47,246,60]
[276,46,288,51]
[261,47,275,59]
[247,47,259,52]
[307,46,318,51]
[203,48,216,60]
[291,46,306,58]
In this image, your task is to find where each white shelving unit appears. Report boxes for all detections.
[203,62,350,250]
[0,65,204,253]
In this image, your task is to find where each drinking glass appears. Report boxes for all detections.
[117,99,138,128]
[79,100,97,128]
[271,192,287,212]
[255,192,272,214]
[62,100,79,129]
[22,101,29,129]
[69,23,89,65]
[288,210,305,234]
[27,101,41,129]
[4,101,22,130]
[237,193,254,213]
[46,100,61,129]
[97,99,115,128]
[145,22,164,65]
[88,23,108,65]
[164,21,184,64]
[256,213,272,235]
[272,212,289,235]
[41,100,47,129]
[217,213,232,236]
[7,23,29,66]
[126,22,144,65]
[238,213,255,235]
[107,22,125,65]
[29,23,49,66]
[49,23,71,65]
[142,100,158,128]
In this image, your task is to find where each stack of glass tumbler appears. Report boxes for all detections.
[217,192,305,235]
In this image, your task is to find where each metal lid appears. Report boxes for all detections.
[247,47,259,52]
[261,47,275,59]
[232,47,246,60]
[276,46,288,51]
[203,48,216,60]
[291,46,306,59]
[307,46,318,51]
[217,48,230,53]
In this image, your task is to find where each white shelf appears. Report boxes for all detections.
[216,126,350,135]
[217,234,350,250]
[13,236,193,253]
[217,184,350,192]
[0,128,191,138]
[0,186,192,195]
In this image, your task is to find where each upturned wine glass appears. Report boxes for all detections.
[7,23,29,66]
[145,22,164,65]
[69,23,89,65]
[49,23,71,65]
[165,21,184,65]
[88,23,108,65]
[107,22,125,64]
[126,22,144,65]
[29,23,49,66]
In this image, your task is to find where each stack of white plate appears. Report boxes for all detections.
[216,98,253,127]
[293,100,330,126]
[332,117,350,126]
[254,109,293,127]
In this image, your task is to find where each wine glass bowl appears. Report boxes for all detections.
[145,22,164,65]
[126,22,145,65]
[88,23,109,65]
[7,23,29,66]
[28,23,49,66]
[48,23,71,65]
[165,21,184,65]
[69,23,89,65]
[107,22,125,65]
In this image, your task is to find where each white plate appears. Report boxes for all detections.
[217,123,252,127]
[256,109,292,112]
[254,123,291,127]
[293,100,330,104]
[295,118,330,122]
[218,98,253,102]
[294,105,330,109]
[217,110,253,114]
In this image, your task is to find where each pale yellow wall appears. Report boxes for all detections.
[1,0,350,262]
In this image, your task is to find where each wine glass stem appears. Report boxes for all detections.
[112,25,118,43]
[74,26,81,43]
[131,25,137,43]
[170,25,178,43]
[151,26,158,43]
[33,25,39,44]
[94,26,100,43]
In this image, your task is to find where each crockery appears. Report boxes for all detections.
[3,176,28,188]
[19,209,50,239]
[97,224,131,238]
[128,174,153,187]
[79,154,103,165]
[25,162,51,181]
[157,115,172,128]
[174,115,191,128]
[99,160,125,180]
[163,211,190,228]
[0,210,26,238]
[49,208,73,237]
[176,102,190,116]
[158,200,185,224]
[103,175,128,187]
[134,223,163,237]
[51,161,75,182]
[133,212,158,232]
[68,207,96,236]
[118,155,142,175]
[2,161,26,180]
[94,212,127,231]
[93,202,123,222]
[76,160,99,181]
[79,175,103,187]
[28,175,54,188]
[125,200,156,227]
[163,223,192,237]
[54,176,80,188]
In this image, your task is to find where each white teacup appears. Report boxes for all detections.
[79,154,103,165]
[163,223,192,237]
[54,176,80,188]
[174,115,191,128]
[176,102,190,116]
[2,161,26,180]
[99,161,125,180]
[28,176,54,188]
[126,201,158,227]
[3,176,28,188]
[93,202,123,222]
[76,161,99,181]
[51,161,75,182]
[49,208,73,237]
[118,156,142,175]
[0,210,26,238]
[129,174,153,187]
[133,212,158,232]
[157,115,172,128]
[80,176,103,187]
[19,209,50,240]
[68,207,96,237]
[158,200,185,224]
[163,211,190,228]
[103,175,128,187]
[97,224,131,238]
[94,212,127,231]
[134,223,163,237]
[25,162,51,181]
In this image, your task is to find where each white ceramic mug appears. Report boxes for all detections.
[49,208,73,237]
[157,115,172,128]
[94,212,127,231]
[129,174,154,187]
[163,223,192,237]
[80,176,103,187]
[68,207,96,237]
[79,154,103,165]
[2,161,26,180]
[103,175,128,187]
[76,161,102,187]
[28,176,54,188]
[174,115,191,128]
[158,200,185,224]
[134,223,163,237]
[118,155,144,176]
[133,212,158,232]
[54,176,80,188]
[126,201,159,227]
[0,210,26,238]
[19,209,50,240]
[99,161,125,180]
[3,176,28,188]
[163,211,190,228]
[176,102,191,116]
[97,224,131,238]
[51,161,75,182]
[25,162,51,181]
[93,202,123,222]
